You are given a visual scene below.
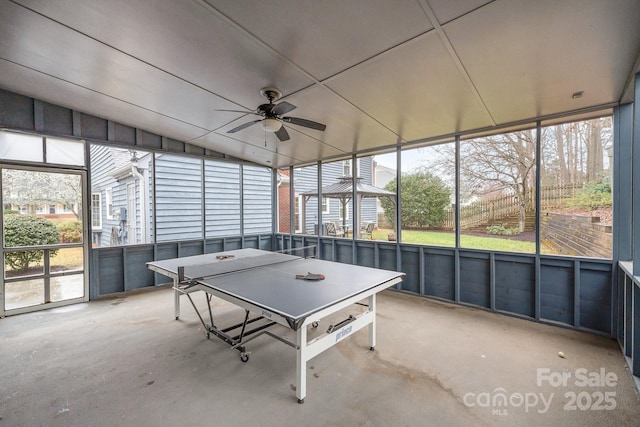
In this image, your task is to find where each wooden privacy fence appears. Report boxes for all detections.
[442,183,585,229]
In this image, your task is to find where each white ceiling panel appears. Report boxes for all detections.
[14,0,316,107]
[327,31,494,142]
[279,85,404,155]
[444,0,640,124]
[427,0,493,24]
[193,122,346,168]
[0,0,638,167]
[0,59,206,142]
[208,0,433,81]
[0,2,250,135]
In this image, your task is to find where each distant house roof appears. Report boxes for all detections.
[301,176,395,200]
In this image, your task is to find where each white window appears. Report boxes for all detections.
[343,160,351,176]
[322,197,330,214]
[106,188,113,220]
[91,193,102,229]
[342,159,361,177]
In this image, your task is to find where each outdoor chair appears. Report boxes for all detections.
[360,221,375,239]
[325,221,345,237]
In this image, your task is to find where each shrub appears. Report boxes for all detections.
[3,214,60,271]
[57,220,83,243]
[381,171,451,229]
[564,179,612,209]
[486,224,520,236]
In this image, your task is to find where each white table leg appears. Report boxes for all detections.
[296,325,308,403]
[174,278,181,320]
[368,294,376,350]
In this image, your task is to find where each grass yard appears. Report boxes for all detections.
[372,228,536,253]
[4,246,84,276]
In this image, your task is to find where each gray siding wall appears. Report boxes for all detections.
[295,165,318,232]
[205,160,241,237]
[154,154,203,242]
[243,165,272,234]
[89,145,113,246]
[296,159,377,232]
[90,146,136,246]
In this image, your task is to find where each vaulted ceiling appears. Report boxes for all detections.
[1,0,639,168]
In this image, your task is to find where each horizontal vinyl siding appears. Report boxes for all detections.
[243,165,272,234]
[296,160,377,231]
[205,160,241,237]
[294,166,318,232]
[155,154,202,241]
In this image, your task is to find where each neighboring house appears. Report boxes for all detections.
[290,158,378,234]
[89,145,152,247]
[90,147,272,247]
[3,202,78,217]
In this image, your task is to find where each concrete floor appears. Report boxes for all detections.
[1,287,639,427]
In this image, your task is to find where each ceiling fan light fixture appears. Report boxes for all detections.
[261,118,282,132]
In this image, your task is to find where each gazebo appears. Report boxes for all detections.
[301,176,396,239]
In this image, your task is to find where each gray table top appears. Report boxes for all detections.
[148,249,405,323]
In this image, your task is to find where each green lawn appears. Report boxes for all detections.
[372,228,536,253]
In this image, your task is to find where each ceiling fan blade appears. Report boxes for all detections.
[275,126,290,141]
[272,101,296,116]
[227,120,261,133]
[282,116,326,131]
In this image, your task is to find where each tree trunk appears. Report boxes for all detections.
[554,126,569,184]
[586,120,603,181]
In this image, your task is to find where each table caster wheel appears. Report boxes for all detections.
[312,321,319,328]
[240,353,249,362]
[298,398,304,404]
[369,346,375,351]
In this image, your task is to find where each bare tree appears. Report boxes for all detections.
[2,170,81,218]
[541,117,612,187]
[431,130,536,233]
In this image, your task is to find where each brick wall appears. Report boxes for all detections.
[278,170,290,233]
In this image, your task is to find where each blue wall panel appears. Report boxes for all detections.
[205,239,225,253]
[96,248,124,294]
[540,259,574,325]
[320,240,335,261]
[580,265,612,333]
[124,246,155,291]
[224,238,242,251]
[378,244,397,272]
[424,249,455,301]
[243,236,260,249]
[400,247,420,294]
[356,243,376,268]
[179,241,204,257]
[336,241,354,264]
[495,256,535,317]
[460,252,490,307]
[259,235,273,251]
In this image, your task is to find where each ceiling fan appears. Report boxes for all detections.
[221,87,326,142]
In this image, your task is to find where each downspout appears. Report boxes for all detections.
[131,162,148,243]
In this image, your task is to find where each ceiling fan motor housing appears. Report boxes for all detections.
[260,87,282,103]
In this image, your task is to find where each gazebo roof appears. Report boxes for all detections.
[301,176,395,199]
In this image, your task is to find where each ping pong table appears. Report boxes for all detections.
[147,247,405,403]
